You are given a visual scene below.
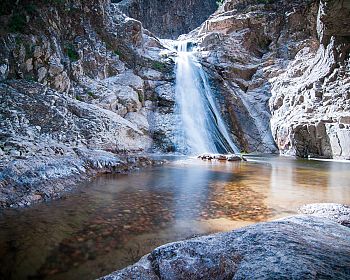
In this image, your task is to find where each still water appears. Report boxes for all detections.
[0,155,349,279]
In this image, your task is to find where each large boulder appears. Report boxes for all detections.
[101,215,350,279]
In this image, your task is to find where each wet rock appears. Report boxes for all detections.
[215,154,227,161]
[101,216,350,280]
[0,79,165,208]
[197,154,243,162]
[226,155,242,162]
[197,154,214,160]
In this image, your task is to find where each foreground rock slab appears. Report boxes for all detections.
[101,216,350,280]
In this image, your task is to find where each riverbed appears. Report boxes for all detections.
[0,155,349,279]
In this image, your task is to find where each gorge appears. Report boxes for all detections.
[0,0,350,279]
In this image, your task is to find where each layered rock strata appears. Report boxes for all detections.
[269,0,350,159]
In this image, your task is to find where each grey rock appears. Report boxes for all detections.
[0,79,156,207]
[101,215,350,280]
[117,0,218,39]
[268,0,350,159]
[0,148,162,208]
[299,203,350,227]
[37,67,47,83]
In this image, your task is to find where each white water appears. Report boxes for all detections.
[175,41,239,155]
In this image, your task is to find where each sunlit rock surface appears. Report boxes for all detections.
[101,215,350,279]
[269,0,350,159]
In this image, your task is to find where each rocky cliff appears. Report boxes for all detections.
[0,0,174,207]
[269,0,350,159]
[116,0,218,39]
[182,0,349,158]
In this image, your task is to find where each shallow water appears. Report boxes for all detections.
[0,155,349,279]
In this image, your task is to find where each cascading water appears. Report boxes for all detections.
[174,41,239,155]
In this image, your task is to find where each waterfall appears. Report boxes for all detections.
[174,41,239,155]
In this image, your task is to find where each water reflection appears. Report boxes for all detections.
[0,155,349,280]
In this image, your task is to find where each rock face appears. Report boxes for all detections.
[182,0,350,158]
[1,80,151,155]
[0,0,174,207]
[116,0,218,39]
[269,0,350,159]
[185,0,319,153]
[101,215,350,279]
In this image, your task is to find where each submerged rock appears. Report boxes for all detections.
[0,147,164,208]
[100,215,350,279]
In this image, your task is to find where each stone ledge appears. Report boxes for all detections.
[101,215,350,280]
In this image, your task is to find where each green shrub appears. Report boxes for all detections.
[24,3,37,15]
[24,74,35,82]
[15,36,23,45]
[137,91,144,103]
[8,13,26,33]
[114,49,122,57]
[0,1,13,16]
[152,61,166,71]
[48,0,65,5]
[25,44,33,57]
[87,91,97,99]
[257,0,275,4]
[65,44,79,61]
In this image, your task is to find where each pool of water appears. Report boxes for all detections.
[0,155,349,279]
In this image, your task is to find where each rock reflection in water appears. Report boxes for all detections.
[0,155,350,280]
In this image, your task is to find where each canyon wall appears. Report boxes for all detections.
[269,0,350,159]
[116,0,218,39]
[185,0,349,158]
[0,0,175,207]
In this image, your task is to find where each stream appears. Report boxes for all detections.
[0,155,350,279]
